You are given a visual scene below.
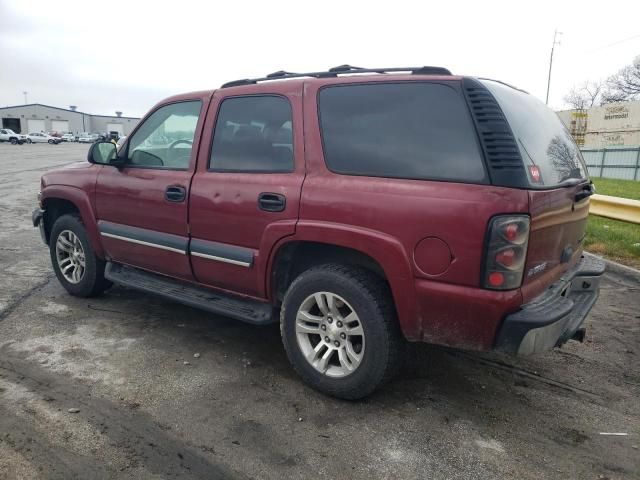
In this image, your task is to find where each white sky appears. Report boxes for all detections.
[1,0,639,117]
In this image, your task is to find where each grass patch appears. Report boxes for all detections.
[591,177,640,201]
[585,215,640,269]
[586,178,640,267]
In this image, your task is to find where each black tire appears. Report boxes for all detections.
[49,214,111,297]
[48,139,54,144]
[281,264,405,400]
[10,138,17,145]
[27,139,32,144]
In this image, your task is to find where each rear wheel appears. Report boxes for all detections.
[49,214,111,297]
[27,139,32,144]
[281,264,404,399]
[10,138,17,145]
[48,139,54,144]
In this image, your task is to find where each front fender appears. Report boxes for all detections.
[41,185,104,258]
[267,221,420,340]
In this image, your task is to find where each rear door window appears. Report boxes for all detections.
[318,82,487,183]
[481,79,588,187]
[209,96,294,173]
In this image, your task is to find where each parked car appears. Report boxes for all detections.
[33,66,605,399]
[0,128,28,144]
[61,133,75,142]
[78,133,99,143]
[27,132,61,144]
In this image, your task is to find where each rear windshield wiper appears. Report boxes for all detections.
[557,178,583,187]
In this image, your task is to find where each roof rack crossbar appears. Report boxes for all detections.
[220,66,452,88]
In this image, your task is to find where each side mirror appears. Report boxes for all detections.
[88,141,120,166]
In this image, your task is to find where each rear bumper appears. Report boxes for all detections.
[494,254,605,355]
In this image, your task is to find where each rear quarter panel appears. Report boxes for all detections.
[301,78,530,341]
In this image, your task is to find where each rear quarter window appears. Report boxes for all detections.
[481,79,588,187]
[318,82,487,183]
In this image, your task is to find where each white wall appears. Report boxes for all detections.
[51,120,70,133]
[27,119,46,133]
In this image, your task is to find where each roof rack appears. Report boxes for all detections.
[221,65,452,88]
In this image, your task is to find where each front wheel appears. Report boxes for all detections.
[48,139,54,144]
[281,264,404,399]
[49,214,111,297]
[10,138,17,145]
[27,139,32,144]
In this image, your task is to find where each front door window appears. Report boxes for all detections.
[127,101,201,169]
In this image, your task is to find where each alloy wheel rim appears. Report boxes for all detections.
[55,230,86,284]
[295,292,365,378]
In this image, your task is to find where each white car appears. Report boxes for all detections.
[61,133,75,142]
[78,133,99,143]
[0,128,28,144]
[27,132,62,144]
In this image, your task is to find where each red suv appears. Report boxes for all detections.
[33,66,604,399]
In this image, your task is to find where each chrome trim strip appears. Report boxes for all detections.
[191,251,251,267]
[100,232,186,255]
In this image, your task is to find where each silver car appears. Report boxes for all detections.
[27,133,61,144]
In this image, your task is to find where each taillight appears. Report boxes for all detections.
[482,215,530,290]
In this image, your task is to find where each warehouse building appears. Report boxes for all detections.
[557,100,640,148]
[0,104,140,136]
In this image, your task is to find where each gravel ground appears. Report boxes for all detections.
[0,142,639,480]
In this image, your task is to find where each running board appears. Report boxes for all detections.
[105,262,274,325]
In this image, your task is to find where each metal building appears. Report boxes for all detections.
[0,104,140,136]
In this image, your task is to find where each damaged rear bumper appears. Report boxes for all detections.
[495,254,606,355]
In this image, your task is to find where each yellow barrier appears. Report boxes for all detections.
[590,194,640,225]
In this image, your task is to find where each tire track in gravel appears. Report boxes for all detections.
[0,349,251,480]
[0,274,53,322]
[0,404,112,480]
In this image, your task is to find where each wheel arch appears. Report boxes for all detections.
[41,186,104,258]
[267,222,420,340]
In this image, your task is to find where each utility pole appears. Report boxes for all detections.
[545,30,562,105]
[23,91,28,104]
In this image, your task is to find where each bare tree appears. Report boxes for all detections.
[563,81,604,110]
[546,134,582,182]
[602,55,640,104]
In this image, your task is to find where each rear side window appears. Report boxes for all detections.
[318,83,487,183]
[481,79,588,187]
[209,95,294,173]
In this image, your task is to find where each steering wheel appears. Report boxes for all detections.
[168,139,193,149]
[167,139,193,164]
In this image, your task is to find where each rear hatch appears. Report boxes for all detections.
[481,80,592,300]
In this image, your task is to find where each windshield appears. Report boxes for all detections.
[480,79,588,187]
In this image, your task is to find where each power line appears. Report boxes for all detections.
[587,33,640,53]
